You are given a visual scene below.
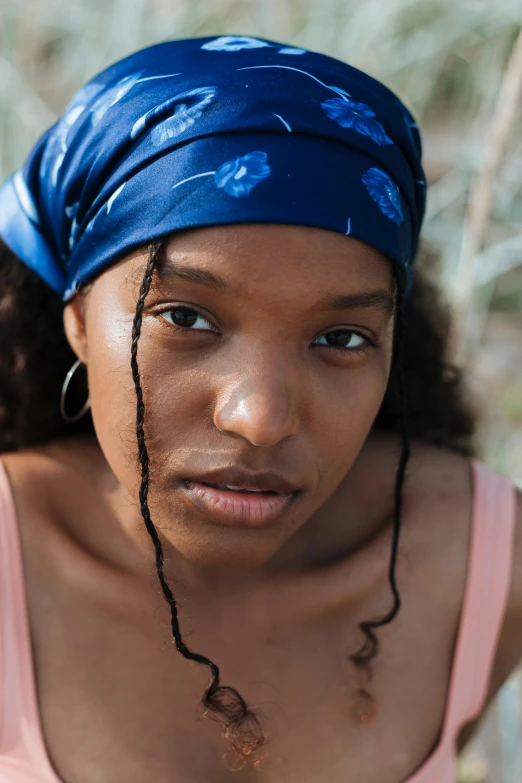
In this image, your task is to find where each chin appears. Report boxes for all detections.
[173,531,281,571]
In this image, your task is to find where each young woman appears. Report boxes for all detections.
[0,35,520,783]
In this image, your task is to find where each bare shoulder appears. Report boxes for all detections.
[367,432,520,605]
[352,430,477,622]
[359,429,475,534]
[362,433,522,748]
[379,431,522,736]
[0,442,58,520]
[0,434,104,533]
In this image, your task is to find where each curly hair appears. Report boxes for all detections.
[0,237,479,768]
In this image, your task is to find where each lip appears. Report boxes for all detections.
[180,480,299,527]
[185,468,301,495]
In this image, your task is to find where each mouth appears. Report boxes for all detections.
[180,478,300,528]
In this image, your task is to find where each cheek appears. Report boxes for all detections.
[87,324,210,491]
[85,309,144,490]
[311,359,390,479]
[86,290,392,500]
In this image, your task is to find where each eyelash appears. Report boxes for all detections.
[155,306,381,356]
[317,332,380,356]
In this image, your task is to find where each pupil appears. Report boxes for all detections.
[327,330,351,347]
[173,308,197,327]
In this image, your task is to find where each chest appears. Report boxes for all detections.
[24,553,462,783]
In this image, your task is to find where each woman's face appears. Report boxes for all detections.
[64,224,395,571]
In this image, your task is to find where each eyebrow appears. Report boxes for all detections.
[156,258,235,292]
[156,259,395,316]
[314,289,396,316]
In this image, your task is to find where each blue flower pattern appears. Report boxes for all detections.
[272,113,292,131]
[202,37,307,55]
[171,151,271,198]
[106,182,126,213]
[91,73,144,125]
[42,83,104,186]
[237,64,352,101]
[215,151,271,197]
[361,168,403,224]
[322,98,393,146]
[64,180,126,253]
[131,87,217,144]
[0,37,424,302]
[65,202,80,251]
[202,36,271,52]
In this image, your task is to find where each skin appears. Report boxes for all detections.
[1,223,522,783]
[62,224,396,588]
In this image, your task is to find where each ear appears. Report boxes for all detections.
[63,295,89,365]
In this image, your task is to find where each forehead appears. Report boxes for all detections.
[169,224,393,284]
[164,224,390,264]
[97,223,395,300]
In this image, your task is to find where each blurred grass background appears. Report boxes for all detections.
[1,1,521,780]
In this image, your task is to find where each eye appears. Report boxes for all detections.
[158,306,215,332]
[313,329,376,354]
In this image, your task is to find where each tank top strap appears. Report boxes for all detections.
[440,458,517,743]
[0,457,56,774]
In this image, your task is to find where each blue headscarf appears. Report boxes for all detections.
[0,35,426,302]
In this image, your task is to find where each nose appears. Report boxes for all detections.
[213,357,301,447]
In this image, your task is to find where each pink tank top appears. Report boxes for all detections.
[0,457,517,782]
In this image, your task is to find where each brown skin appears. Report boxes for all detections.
[1,224,522,782]
[62,225,396,587]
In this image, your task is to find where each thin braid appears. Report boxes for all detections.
[129,241,266,769]
[349,266,411,720]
